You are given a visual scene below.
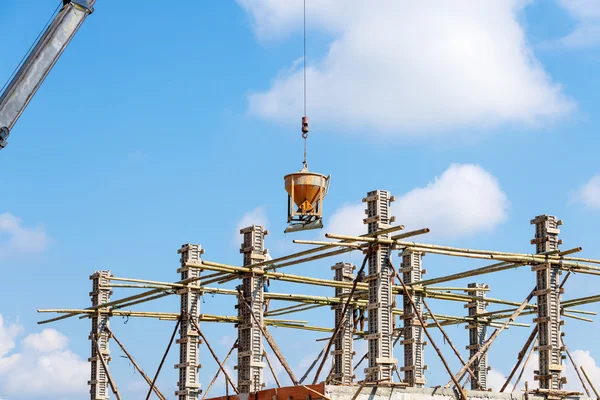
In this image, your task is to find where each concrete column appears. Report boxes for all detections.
[331,262,356,385]
[363,190,397,382]
[531,215,565,390]
[237,225,267,393]
[400,250,426,387]
[176,244,203,400]
[88,270,112,400]
[465,283,489,390]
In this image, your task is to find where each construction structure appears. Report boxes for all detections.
[38,189,600,400]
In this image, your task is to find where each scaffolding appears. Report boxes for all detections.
[38,191,600,400]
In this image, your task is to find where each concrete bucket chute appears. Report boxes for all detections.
[283,166,330,233]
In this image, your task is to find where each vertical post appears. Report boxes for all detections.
[89,270,112,400]
[363,190,397,382]
[465,283,489,390]
[531,215,565,390]
[176,244,204,400]
[400,250,426,387]
[331,262,356,385]
[237,225,267,393]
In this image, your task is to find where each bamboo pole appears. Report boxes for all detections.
[264,350,282,388]
[391,228,430,240]
[421,297,480,389]
[112,292,174,311]
[490,254,600,274]
[444,288,536,389]
[293,239,362,248]
[195,260,537,311]
[512,339,536,392]
[91,332,122,400]
[262,225,406,270]
[500,326,538,392]
[102,283,172,290]
[393,261,466,400]
[237,286,299,385]
[563,294,600,308]
[562,312,594,323]
[559,247,583,256]
[202,340,238,400]
[106,327,166,400]
[109,276,187,288]
[326,234,548,260]
[312,250,370,385]
[428,286,490,292]
[146,316,181,400]
[216,225,401,282]
[320,234,600,275]
[267,304,325,317]
[416,261,522,287]
[325,233,395,244]
[37,276,201,325]
[563,339,591,397]
[581,366,600,399]
[563,256,600,265]
[190,317,239,394]
[562,308,597,315]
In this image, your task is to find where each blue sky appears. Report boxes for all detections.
[1,0,600,398]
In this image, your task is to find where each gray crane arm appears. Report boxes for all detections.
[0,1,95,149]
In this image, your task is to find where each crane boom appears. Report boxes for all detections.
[0,1,95,149]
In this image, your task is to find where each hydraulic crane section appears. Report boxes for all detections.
[0,1,94,149]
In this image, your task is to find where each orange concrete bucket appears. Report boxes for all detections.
[284,169,329,215]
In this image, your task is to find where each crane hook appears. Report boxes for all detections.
[301,116,309,139]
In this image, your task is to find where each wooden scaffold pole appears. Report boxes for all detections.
[202,339,239,400]
[500,326,538,392]
[444,287,537,389]
[189,316,239,394]
[145,315,181,400]
[237,286,299,385]
[105,326,166,400]
[393,260,467,400]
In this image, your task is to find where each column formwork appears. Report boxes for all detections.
[400,250,426,387]
[465,283,489,391]
[531,215,564,390]
[176,244,203,400]
[363,190,397,382]
[89,270,112,400]
[331,262,356,385]
[237,225,267,393]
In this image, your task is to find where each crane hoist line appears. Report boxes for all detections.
[0,0,95,150]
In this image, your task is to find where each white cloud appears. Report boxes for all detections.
[574,174,600,210]
[0,315,23,358]
[557,0,600,48]
[240,1,573,135]
[22,329,68,354]
[234,206,269,244]
[0,213,48,259]
[326,164,508,239]
[324,203,364,238]
[487,368,508,392]
[568,350,600,392]
[0,319,88,399]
